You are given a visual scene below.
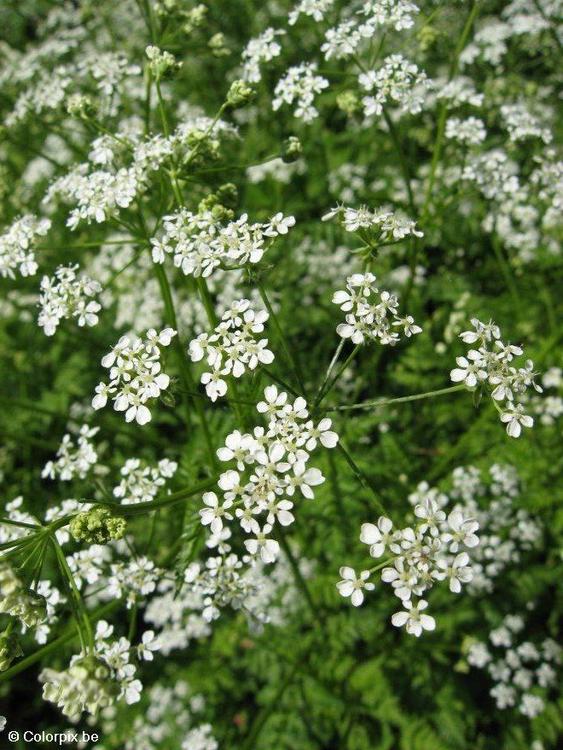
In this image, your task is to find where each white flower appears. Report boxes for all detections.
[360,517,393,558]
[200,492,233,534]
[137,631,160,661]
[437,552,473,593]
[244,523,279,563]
[93,329,175,425]
[38,264,102,336]
[500,403,534,438]
[391,599,436,637]
[443,510,479,552]
[450,350,487,387]
[337,566,374,606]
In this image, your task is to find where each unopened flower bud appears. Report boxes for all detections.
[70,507,126,545]
[0,629,23,671]
[336,91,359,115]
[208,33,229,57]
[281,136,302,163]
[66,94,95,118]
[145,45,182,80]
[226,80,255,109]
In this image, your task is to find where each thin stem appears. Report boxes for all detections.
[315,339,344,403]
[277,529,317,622]
[119,476,219,517]
[315,344,360,407]
[336,441,387,515]
[51,537,94,652]
[326,383,466,412]
[257,281,307,396]
[421,0,481,220]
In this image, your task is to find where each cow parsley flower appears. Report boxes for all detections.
[323,204,423,241]
[92,328,176,425]
[42,425,99,481]
[359,54,432,118]
[272,63,329,122]
[289,0,335,25]
[337,567,374,606]
[467,615,560,719]
[332,272,422,345]
[188,299,274,401]
[340,490,480,633]
[151,209,294,278]
[451,318,540,437]
[0,215,51,279]
[113,457,178,504]
[391,599,435,637]
[445,116,487,146]
[38,264,102,336]
[241,28,285,83]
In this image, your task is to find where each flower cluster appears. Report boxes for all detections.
[151,209,295,278]
[359,55,432,118]
[0,214,51,279]
[323,204,423,241]
[445,116,487,147]
[450,318,541,437]
[241,27,285,83]
[467,615,561,718]
[272,63,329,122]
[198,385,338,565]
[113,457,178,505]
[38,263,102,336]
[124,681,216,750]
[321,1,419,60]
[189,299,274,401]
[42,425,99,481]
[107,557,162,609]
[338,498,480,636]
[92,328,176,425]
[40,619,149,719]
[332,272,422,345]
[289,0,335,25]
[409,464,542,594]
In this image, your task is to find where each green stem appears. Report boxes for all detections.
[119,476,219,517]
[257,281,307,396]
[336,441,387,515]
[315,339,345,403]
[315,344,360,407]
[51,537,94,652]
[326,383,466,412]
[421,0,481,220]
[277,529,317,622]
[152,262,218,470]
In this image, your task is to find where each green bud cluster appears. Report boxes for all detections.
[185,128,220,166]
[336,91,359,115]
[226,80,255,110]
[208,33,229,57]
[66,94,95,118]
[70,507,126,544]
[281,136,303,163]
[0,563,47,628]
[0,629,23,671]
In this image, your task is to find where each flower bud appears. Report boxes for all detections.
[281,136,302,163]
[70,507,126,545]
[0,629,23,671]
[226,80,255,109]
